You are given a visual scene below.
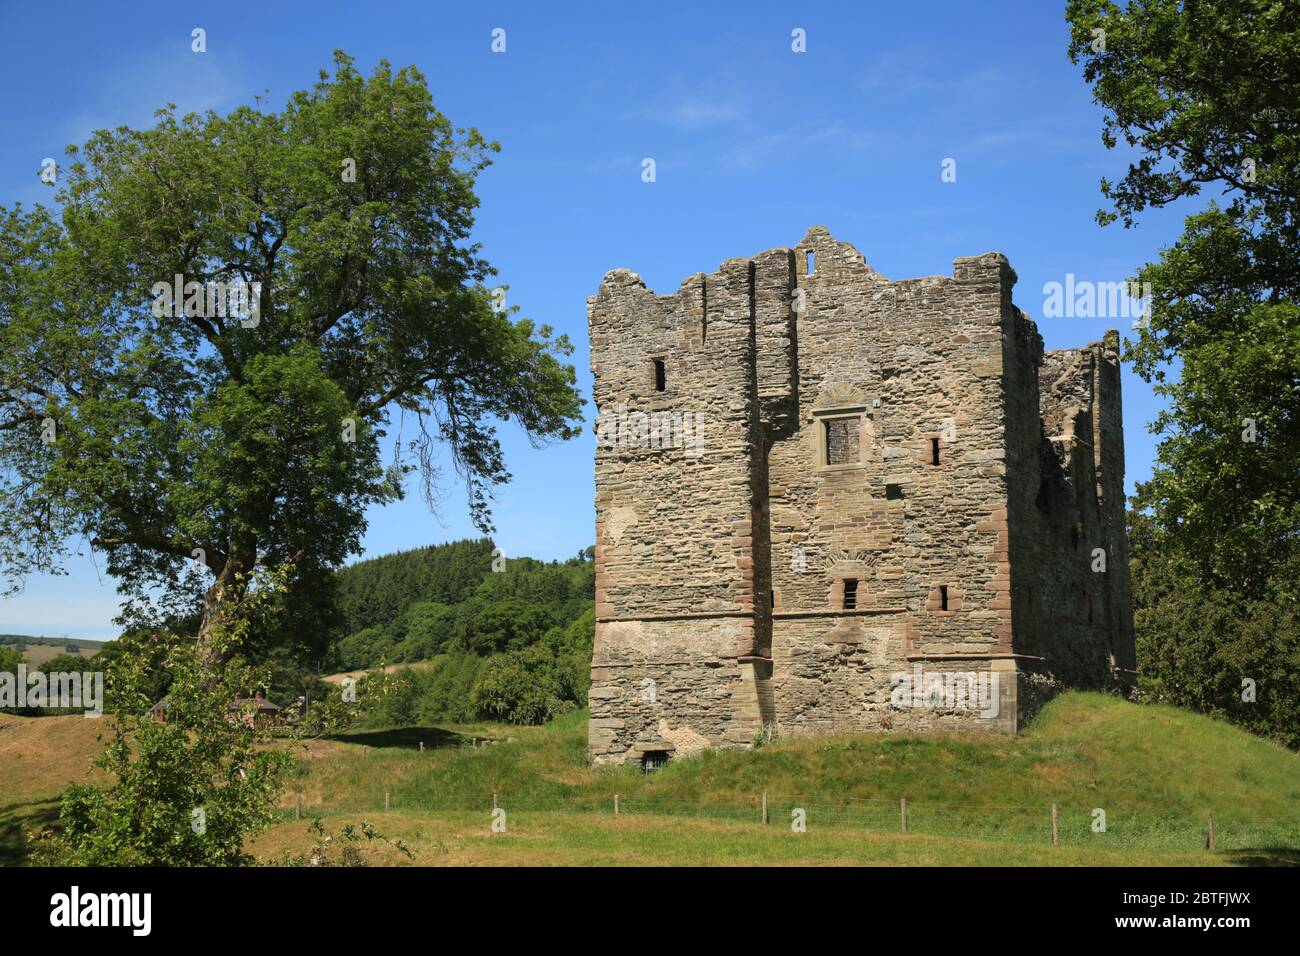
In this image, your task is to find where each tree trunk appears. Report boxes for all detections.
[196,537,257,664]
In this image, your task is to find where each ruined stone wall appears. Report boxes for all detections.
[588,228,1133,764]
[1000,299,1055,714]
[587,255,778,763]
[1092,337,1137,675]
[1021,337,1136,686]
[765,229,1019,737]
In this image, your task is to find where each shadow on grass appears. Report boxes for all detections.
[1222,847,1300,866]
[0,799,61,867]
[325,726,471,750]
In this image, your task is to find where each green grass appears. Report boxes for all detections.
[7,692,1300,865]
[248,809,1237,866]
[275,692,1300,862]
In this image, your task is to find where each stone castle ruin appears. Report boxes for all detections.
[587,227,1136,767]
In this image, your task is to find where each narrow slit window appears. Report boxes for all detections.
[653,358,666,392]
[930,437,941,466]
[842,578,859,610]
[806,250,815,274]
[939,585,949,611]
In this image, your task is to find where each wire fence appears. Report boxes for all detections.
[274,789,1300,852]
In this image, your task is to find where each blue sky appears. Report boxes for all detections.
[0,1,1195,639]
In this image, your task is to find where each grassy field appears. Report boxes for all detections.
[5,692,1300,865]
[0,635,105,665]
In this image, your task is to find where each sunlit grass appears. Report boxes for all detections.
[7,692,1300,865]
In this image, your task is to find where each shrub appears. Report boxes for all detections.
[31,623,293,866]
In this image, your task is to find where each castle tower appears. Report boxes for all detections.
[587,228,1135,767]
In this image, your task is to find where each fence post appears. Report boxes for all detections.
[762,791,769,825]
[1207,813,1215,851]
[901,797,908,833]
[614,793,620,815]
[1051,804,1059,846]
[384,791,390,812]
[419,740,425,753]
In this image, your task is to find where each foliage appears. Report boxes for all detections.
[337,626,397,672]
[276,817,412,867]
[32,652,104,675]
[336,547,595,726]
[414,653,484,724]
[1130,512,1300,747]
[0,645,22,675]
[31,618,294,865]
[26,559,404,864]
[1066,0,1300,590]
[0,52,583,651]
[94,629,172,714]
[1067,0,1300,742]
[398,601,457,661]
[333,537,496,637]
[469,646,576,725]
[355,654,484,727]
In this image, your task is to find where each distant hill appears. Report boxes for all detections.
[327,538,595,726]
[331,537,594,662]
[334,538,499,637]
[0,635,106,664]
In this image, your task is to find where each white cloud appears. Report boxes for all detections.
[621,75,751,130]
[57,39,248,154]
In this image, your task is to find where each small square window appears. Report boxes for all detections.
[842,578,859,610]
[885,483,903,500]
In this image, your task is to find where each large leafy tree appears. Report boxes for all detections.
[1067,0,1300,740]
[0,52,583,654]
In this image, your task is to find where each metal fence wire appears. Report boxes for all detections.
[276,790,1300,852]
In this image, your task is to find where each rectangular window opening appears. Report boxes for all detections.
[806,250,815,274]
[939,585,949,612]
[824,417,860,466]
[653,358,666,392]
[641,750,670,774]
[842,578,859,611]
[885,483,903,500]
[931,437,941,466]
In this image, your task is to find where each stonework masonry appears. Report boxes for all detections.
[587,227,1136,766]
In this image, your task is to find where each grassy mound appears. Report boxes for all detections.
[6,692,1300,865]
